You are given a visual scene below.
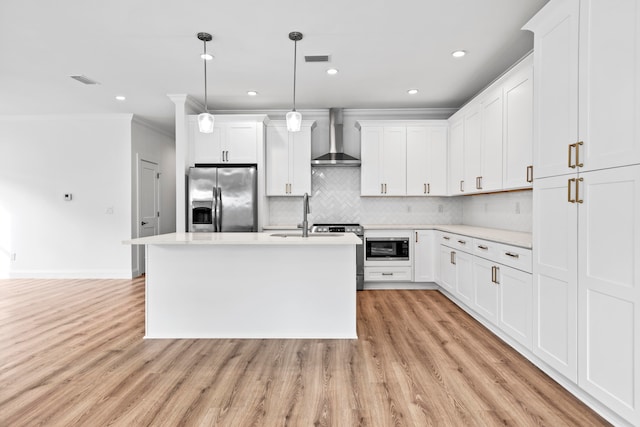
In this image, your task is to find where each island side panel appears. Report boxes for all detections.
[145,244,357,339]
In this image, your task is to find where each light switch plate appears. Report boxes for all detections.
[64,193,72,201]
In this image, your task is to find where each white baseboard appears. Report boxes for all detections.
[363,281,439,290]
[8,269,134,279]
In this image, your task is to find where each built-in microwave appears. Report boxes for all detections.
[365,237,410,261]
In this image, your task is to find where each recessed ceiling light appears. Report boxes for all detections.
[452,50,466,58]
[326,68,339,75]
[247,91,258,96]
[407,89,418,95]
[115,95,126,101]
[200,53,213,61]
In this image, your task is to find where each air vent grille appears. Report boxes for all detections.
[70,75,100,85]
[304,55,330,63]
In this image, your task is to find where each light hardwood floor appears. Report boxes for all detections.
[0,277,609,426]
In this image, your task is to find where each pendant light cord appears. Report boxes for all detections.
[203,40,208,112]
[292,39,297,111]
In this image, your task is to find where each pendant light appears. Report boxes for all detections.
[286,31,303,132]
[197,32,214,134]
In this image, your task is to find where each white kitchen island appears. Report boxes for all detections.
[126,232,360,339]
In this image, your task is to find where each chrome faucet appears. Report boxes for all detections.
[302,192,310,237]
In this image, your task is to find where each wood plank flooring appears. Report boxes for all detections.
[0,277,609,426]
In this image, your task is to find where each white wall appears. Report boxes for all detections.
[131,118,176,276]
[0,115,133,278]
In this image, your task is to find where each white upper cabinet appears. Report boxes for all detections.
[358,120,447,196]
[463,105,483,194]
[447,54,532,195]
[577,0,640,172]
[479,87,504,192]
[406,123,449,196]
[266,121,314,196]
[503,56,534,189]
[448,116,465,195]
[526,0,580,179]
[188,116,266,165]
[527,0,640,179]
[381,127,407,196]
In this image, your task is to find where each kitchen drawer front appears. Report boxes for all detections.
[496,243,532,273]
[365,266,412,282]
[439,232,473,253]
[472,238,500,260]
[471,238,532,273]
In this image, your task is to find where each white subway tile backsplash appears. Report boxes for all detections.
[269,167,462,226]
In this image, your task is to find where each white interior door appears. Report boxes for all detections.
[138,159,160,275]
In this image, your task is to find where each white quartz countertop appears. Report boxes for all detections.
[362,224,532,248]
[125,232,361,246]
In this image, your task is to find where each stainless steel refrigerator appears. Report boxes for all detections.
[188,165,258,232]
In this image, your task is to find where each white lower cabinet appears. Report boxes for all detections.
[413,230,435,282]
[472,257,499,323]
[439,245,456,293]
[454,250,474,308]
[497,265,533,350]
[438,234,533,352]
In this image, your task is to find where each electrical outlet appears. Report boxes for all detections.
[407,205,412,213]
[106,207,114,214]
[484,203,488,213]
[438,204,444,213]
[10,253,16,262]
[515,202,521,214]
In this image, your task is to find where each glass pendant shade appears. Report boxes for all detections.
[198,112,215,133]
[286,110,302,132]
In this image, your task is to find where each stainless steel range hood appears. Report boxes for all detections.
[312,108,361,167]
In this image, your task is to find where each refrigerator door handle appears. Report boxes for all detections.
[216,187,222,231]
[212,187,218,232]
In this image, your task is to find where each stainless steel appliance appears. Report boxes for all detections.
[310,223,364,290]
[188,165,258,232]
[364,230,411,267]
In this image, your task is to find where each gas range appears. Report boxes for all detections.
[310,223,363,236]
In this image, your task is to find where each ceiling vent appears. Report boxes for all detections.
[304,55,330,63]
[70,75,100,85]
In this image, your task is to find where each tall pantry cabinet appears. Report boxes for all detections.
[525,0,640,425]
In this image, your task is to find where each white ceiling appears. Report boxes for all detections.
[0,0,549,135]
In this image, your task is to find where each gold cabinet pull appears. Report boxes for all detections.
[423,183,427,194]
[458,240,466,245]
[568,178,576,203]
[478,245,488,250]
[415,232,418,243]
[491,266,501,284]
[380,183,384,194]
[427,183,430,194]
[576,177,584,203]
[476,176,482,190]
[384,183,387,194]
[505,252,520,258]
[443,236,450,240]
[460,180,464,192]
[576,141,584,167]
[450,251,456,265]
[568,143,577,168]
[526,165,533,183]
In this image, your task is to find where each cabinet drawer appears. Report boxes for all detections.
[365,266,412,282]
[440,232,472,253]
[472,238,500,260]
[496,243,532,273]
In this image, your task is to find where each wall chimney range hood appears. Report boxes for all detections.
[312,108,361,167]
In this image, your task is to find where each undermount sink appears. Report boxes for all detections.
[270,233,341,238]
